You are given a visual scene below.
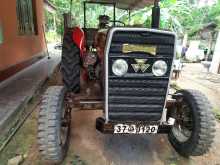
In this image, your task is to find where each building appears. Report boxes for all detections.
[189,0,217,6]
[210,31,220,74]
[195,23,220,74]
[198,0,217,7]
[0,0,55,84]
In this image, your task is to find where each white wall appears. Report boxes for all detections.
[185,40,204,61]
[210,31,220,74]
[198,0,217,7]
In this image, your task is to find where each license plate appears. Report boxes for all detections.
[114,124,158,134]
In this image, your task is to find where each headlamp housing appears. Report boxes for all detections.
[112,59,128,76]
[152,60,168,76]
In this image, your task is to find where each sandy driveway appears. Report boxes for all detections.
[60,110,220,165]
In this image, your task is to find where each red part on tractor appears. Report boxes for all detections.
[72,27,85,56]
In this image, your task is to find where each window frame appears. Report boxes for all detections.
[16,0,38,35]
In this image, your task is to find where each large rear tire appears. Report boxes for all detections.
[168,89,216,157]
[38,86,71,163]
[61,29,80,93]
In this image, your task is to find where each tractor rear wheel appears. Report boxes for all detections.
[168,89,216,157]
[38,86,71,163]
[61,29,80,93]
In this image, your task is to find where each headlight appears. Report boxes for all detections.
[112,59,128,76]
[152,60,168,76]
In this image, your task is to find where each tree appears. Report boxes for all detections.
[46,0,220,38]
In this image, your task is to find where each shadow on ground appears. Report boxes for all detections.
[67,110,199,165]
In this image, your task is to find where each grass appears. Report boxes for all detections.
[213,108,220,121]
[0,84,44,165]
[68,155,87,165]
[46,31,61,43]
[0,107,37,165]
[170,82,182,91]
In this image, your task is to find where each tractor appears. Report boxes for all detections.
[38,0,216,163]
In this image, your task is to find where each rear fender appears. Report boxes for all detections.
[72,27,85,57]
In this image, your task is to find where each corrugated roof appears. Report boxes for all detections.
[87,0,155,10]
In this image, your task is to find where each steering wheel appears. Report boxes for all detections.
[110,20,126,27]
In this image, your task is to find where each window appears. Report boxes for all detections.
[16,0,37,35]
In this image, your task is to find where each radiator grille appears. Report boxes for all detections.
[106,28,175,122]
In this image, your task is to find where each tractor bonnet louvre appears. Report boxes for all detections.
[106,28,176,122]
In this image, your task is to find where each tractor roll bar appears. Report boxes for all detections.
[83,0,160,29]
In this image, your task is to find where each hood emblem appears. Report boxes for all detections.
[122,44,157,55]
[131,59,150,73]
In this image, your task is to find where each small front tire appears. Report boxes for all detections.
[168,89,216,157]
[38,86,71,163]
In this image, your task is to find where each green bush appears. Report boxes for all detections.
[46,31,61,43]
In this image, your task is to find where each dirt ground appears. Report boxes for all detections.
[65,111,220,165]
[22,108,220,165]
[2,63,220,165]
[176,63,220,110]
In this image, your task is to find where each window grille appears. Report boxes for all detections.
[16,0,37,35]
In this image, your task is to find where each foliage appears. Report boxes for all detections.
[213,107,220,121]
[84,4,114,28]
[180,0,220,37]
[45,10,55,31]
[46,31,61,43]
[46,0,220,37]
[0,107,38,165]
[127,0,192,34]
[71,155,87,165]
[47,0,73,35]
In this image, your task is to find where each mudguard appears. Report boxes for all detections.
[72,27,85,56]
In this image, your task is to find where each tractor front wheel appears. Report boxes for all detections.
[38,86,71,163]
[168,89,216,157]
